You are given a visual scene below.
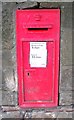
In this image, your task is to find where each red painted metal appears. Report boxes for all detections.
[16,9,60,108]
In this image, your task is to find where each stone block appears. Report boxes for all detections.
[40,2,63,8]
[60,3,72,66]
[31,110,72,118]
[59,91,72,105]
[2,50,13,68]
[15,1,37,9]
[1,0,27,2]
[72,90,74,104]
[0,111,2,120]
[0,51,2,67]
[2,3,15,50]
[61,28,72,66]
[0,70,2,89]
[72,31,74,66]
[2,90,17,105]
[59,66,72,91]
[28,0,47,2]
[61,2,72,28]
[2,67,17,92]
[31,111,58,118]
[0,90,2,105]
[57,112,72,118]
[0,0,2,35]
[27,0,73,2]
[2,111,20,119]
[72,66,74,77]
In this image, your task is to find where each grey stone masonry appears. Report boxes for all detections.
[0,1,73,119]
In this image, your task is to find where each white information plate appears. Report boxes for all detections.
[30,42,47,67]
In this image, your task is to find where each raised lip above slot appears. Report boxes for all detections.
[23,24,53,29]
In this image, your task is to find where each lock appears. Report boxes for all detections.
[16,9,60,108]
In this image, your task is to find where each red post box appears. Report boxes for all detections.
[16,9,60,108]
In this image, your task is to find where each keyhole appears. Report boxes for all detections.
[27,72,30,76]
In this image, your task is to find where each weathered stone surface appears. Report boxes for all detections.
[0,0,74,2]
[2,111,20,118]
[15,1,37,9]
[59,91,72,105]
[29,110,72,118]
[27,0,73,2]
[57,112,72,118]
[32,111,58,118]
[0,111,2,120]
[40,2,64,8]
[2,50,13,67]
[61,28,72,66]
[72,90,74,104]
[1,105,73,118]
[0,90,2,105]
[73,112,74,119]
[59,66,72,91]
[61,3,72,28]
[0,69,2,90]
[0,51,2,66]
[2,67,17,91]
[72,35,74,66]
[72,66,74,77]
[2,106,20,112]
[2,90,17,105]
[1,110,73,119]
[60,4,72,66]
[0,2,2,52]
[2,3,15,50]
[1,0,27,2]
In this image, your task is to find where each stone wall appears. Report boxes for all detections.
[0,1,73,119]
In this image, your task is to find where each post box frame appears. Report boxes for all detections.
[16,9,60,108]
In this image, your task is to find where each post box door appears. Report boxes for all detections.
[16,9,60,108]
[23,41,54,101]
